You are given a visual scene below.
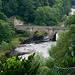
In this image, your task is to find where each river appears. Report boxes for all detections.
[15,41,56,59]
[15,6,75,59]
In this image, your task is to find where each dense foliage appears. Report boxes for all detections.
[48,25,75,67]
[0,53,39,75]
[34,6,58,26]
[69,0,75,6]
[0,0,71,26]
[16,30,29,37]
[0,12,15,42]
[64,14,75,27]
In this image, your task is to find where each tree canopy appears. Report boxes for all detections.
[0,12,7,21]
[0,21,14,42]
[0,12,15,42]
[69,0,75,6]
[0,0,71,25]
[48,25,75,67]
[64,14,75,27]
[34,6,57,26]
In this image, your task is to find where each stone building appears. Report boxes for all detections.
[9,16,23,25]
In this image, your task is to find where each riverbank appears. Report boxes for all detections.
[0,31,47,58]
[0,36,29,58]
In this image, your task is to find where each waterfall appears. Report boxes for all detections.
[69,6,75,15]
[56,33,59,41]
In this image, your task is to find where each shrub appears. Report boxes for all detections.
[0,53,39,75]
[16,30,29,37]
[0,41,12,50]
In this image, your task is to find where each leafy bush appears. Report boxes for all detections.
[45,57,54,68]
[0,53,39,75]
[31,52,55,75]
[16,30,29,37]
[0,41,12,50]
[19,37,29,42]
[32,52,46,67]
[11,40,20,44]
[0,12,7,21]
[0,20,15,42]
[64,14,75,27]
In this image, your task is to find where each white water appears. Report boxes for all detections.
[69,6,75,15]
[69,8,75,15]
[15,41,56,59]
[56,33,59,41]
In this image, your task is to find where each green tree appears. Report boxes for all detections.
[62,0,71,15]
[53,0,71,21]
[64,14,75,27]
[17,0,26,16]
[48,0,55,7]
[0,12,7,21]
[0,20,15,42]
[33,0,41,9]
[48,25,75,67]
[17,0,35,23]
[0,0,2,11]
[69,0,75,5]
[0,12,15,42]
[7,19,15,30]
[23,0,35,23]
[40,0,49,6]
[32,52,46,68]
[61,14,67,22]
[0,41,13,50]
[32,52,55,75]
[34,6,57,26]
[2,0,18,17]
